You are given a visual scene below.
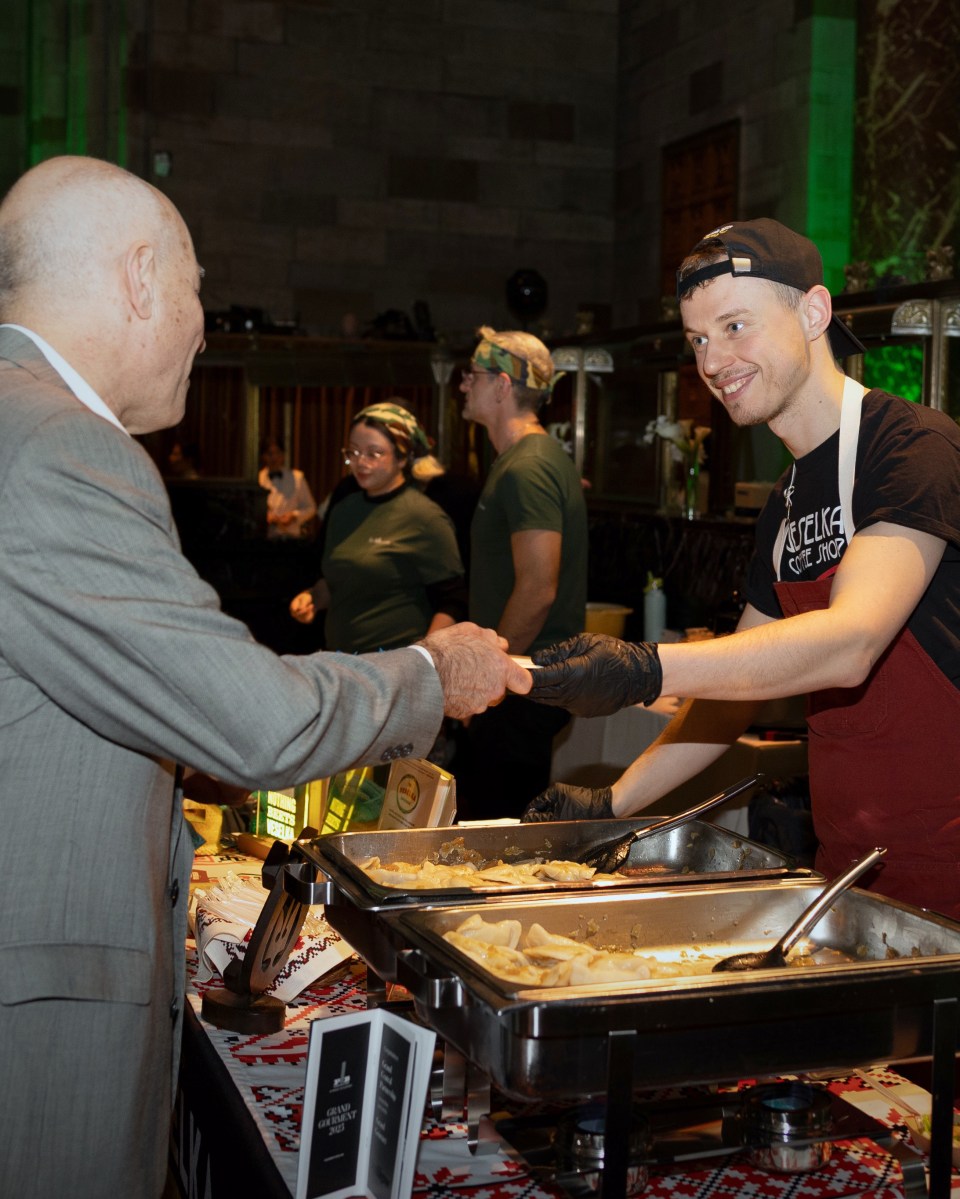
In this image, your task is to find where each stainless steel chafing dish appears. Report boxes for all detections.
[386,880,960,1101]
[277,839,960,1199]
[296,819,805,982]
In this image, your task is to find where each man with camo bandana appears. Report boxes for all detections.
[455,326,587,818]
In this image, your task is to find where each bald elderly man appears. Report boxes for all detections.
[0,156,530,1199]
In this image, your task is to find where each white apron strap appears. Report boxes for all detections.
[838,374,865,545]
[773,376,866,581]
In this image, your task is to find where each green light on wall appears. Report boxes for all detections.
[67,0,88,156]
[27,0,88,164]
[25,0,127,169]
[863,344,923,403]
[805,5,857,294]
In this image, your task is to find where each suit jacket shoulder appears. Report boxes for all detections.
[0,325,444,790]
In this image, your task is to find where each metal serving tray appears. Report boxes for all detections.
[302,818,800,903]
[296,820,803,982]
[388,880,960,1101]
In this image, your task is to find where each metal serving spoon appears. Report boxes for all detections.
[712,846,887,972]
[574,774,760,873]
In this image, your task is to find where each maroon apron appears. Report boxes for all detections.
[775,572,960,919]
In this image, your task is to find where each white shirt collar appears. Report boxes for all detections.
[1,323,128,436]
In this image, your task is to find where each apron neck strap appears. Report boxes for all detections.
[838,375,864,545]
[772,376,866,582]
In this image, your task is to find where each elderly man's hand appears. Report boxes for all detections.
[522,782,614,823]
[529,632,663,717]
[421,623,531,720]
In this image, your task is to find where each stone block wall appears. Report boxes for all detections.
[1,1,953,345]
[613,0,823,324]
[122,0,620,345]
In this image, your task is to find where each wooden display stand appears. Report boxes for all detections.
[201,838,324,1034]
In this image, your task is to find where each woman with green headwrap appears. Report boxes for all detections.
[289,402,467,653]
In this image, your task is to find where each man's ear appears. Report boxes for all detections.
[801,284,833,343]
[124,242,156,319]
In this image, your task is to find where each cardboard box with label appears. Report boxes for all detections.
[378,758,455,830]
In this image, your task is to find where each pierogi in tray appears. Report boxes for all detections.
[443,914,719,987]
[359,856,616,889]
[358,838,620,891]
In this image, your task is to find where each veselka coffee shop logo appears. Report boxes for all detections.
[395,773,421,814]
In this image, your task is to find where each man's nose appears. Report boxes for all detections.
[701,341,732,378]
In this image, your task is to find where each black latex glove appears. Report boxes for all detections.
[529,632,663,717]
[521,782,614,823]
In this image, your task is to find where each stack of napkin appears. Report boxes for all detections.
[191,871,355,1002]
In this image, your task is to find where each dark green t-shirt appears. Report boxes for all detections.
[322,485,463,653]
[469,433,587,652]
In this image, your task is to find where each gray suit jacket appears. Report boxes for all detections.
[0,327,443,1197]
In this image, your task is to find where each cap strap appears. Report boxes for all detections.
[676,258,741,300]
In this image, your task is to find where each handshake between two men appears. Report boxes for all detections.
[422,626,661,823]
[423,626,660,721]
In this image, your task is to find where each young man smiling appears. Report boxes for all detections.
[525,218,960,920]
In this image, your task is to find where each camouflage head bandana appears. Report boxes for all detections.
[352,401,432,457]
[472,339,554,392]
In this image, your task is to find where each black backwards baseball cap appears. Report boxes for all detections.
[676,218,866,360]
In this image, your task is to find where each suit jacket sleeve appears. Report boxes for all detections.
[0,396,443,789]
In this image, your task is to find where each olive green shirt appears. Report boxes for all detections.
[469,433,587,652]
[322,485,463,652]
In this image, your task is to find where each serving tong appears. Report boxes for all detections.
[574,774,760,872]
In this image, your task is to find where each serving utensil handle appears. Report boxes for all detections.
[779,847,887,956]
[637,774,760,839]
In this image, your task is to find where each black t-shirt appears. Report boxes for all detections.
[746,389,960,688]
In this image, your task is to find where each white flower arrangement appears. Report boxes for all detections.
[643,415,711,464]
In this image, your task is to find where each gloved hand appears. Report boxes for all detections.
[529,633,663,717]
[521,783,614,823]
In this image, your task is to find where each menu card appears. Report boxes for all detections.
[377,757,455,831]
[296,1008,436,1199]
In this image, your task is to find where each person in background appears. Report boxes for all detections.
[259,435,317,538]
[166,438,201,478]
[454,326,588,819]
[410,450,481,575]
[524,217,960,920]
[0,155,529,1199]
[316,400,479,576]
[289,401,467,653]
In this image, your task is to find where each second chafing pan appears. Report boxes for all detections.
[388,881,960,1099]
[296,819,807,981]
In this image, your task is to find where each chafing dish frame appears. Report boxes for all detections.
[276,841,957,1199]
[387,880,960,1199]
